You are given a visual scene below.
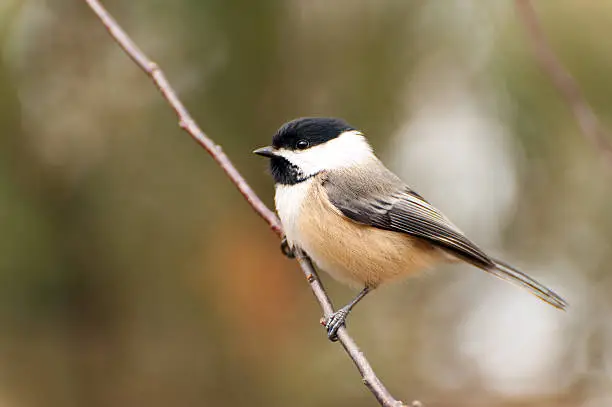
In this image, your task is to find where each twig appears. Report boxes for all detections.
[294,251,404,407]
[83,1,410,406]
[516,0,612,168]
[85,0,280,235]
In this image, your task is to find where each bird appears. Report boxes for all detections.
[254,117,567,341]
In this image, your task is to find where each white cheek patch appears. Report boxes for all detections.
[276,131,374,177]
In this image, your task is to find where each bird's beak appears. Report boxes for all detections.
[253,146,278,158]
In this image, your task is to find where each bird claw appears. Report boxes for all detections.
[280,237,295,258]
[323,307,350,342]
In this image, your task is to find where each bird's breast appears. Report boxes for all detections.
[274,179,314,247]
[275,177,440,288]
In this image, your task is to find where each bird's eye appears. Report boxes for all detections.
[296,140,309,150]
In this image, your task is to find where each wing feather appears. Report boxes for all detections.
[322,167,567,309]
[326,176,493,268]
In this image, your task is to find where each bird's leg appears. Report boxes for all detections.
[280,236,295,258]
[324,287,371,342]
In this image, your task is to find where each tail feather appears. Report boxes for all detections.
[488,258,568,310]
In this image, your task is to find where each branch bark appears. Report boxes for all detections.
[516,0,612,168]
[83,1,411,406]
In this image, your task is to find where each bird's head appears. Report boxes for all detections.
[254,117,374,185]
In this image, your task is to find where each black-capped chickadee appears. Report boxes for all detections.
[254,117,567,341]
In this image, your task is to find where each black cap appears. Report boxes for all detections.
[272,117,355,150]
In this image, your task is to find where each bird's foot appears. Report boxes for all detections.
[322,306,351,342]
[280,237,295,258]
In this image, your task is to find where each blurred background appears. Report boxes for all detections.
[0,1,611,406]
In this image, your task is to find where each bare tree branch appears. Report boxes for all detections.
[516,0,612,168]
[85,0,281,235]
[294,251,408,407]
[83,1,411,406]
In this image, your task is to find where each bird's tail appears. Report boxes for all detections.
[487,258,568,310]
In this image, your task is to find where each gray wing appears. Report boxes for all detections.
[323,167,494,269]
[323,164,568,310]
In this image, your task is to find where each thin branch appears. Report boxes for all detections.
[516,0,612,168]
[83,1,410,406]
[85,0,281,235]
[294,252,405,407]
